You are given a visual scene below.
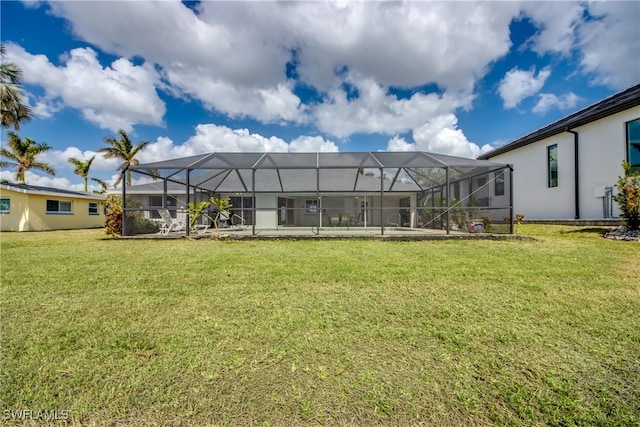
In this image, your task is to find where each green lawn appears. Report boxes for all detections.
[1,226,638,426]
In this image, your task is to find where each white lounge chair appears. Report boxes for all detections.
[218,211,230,228]
[157,209,186,235]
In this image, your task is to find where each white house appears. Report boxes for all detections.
[479,84,640,220]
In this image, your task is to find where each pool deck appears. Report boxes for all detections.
[121,226,529,241]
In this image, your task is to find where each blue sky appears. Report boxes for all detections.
[1,0,639,191]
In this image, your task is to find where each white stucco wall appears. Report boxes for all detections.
[488,106,640,220]
[255,194,277,227]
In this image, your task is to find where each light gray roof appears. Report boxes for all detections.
[128,151,508,194]
[1,182,105,200]
[125,169,421,194]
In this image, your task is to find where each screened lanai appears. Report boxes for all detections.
[122,151,513,236]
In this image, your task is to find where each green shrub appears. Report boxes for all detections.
[104,195,159,236]
[481,216,493,232]
[104,194,123,236]
[613,162,640,230]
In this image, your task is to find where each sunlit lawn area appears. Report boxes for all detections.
[1,225,638,426]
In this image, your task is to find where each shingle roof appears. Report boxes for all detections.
[478,83,640,160]
[0,182,105,199]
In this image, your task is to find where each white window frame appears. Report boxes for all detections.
[0,197,10,214]
[88,202,99,215]
[46,199,73,214]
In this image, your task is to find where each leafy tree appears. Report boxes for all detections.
[68,155,95,192]
[1,43,32,130]
[185,200,213,230]
[209,196,232,237]
[0,131,55,183]
[613,161,640,230]
[98,129,149,188]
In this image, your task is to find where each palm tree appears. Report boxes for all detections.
[0,132,55,183]
[68,155,95,192]
[91,177,109,194]
[98,129,149,188]
[1,43,32,130]
[209,196,232,238]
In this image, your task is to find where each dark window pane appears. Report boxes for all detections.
[0,198,9,213]
[495,172,505,196]
[628,119,640,171]
[47,200,59,211]
[548,144,558,188]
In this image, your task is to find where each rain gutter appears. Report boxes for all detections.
[566,128,580,219]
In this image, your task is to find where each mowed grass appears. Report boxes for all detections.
[1,226,638,426]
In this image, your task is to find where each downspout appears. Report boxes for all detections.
[316,163,321,235]
[445,167,450,235]
[121,168,127,236]
[566,128,580,219]
[252,168,256,236]
[508,165,514,234]
[380,167,384,235]
[185,169,190,237]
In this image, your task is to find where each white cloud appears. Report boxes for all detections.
[387,135,416,152]
[43,147,119,173]
[163,68,307,123]
[279,1,518,92]
[136,125,336,165]
[576,2,640,89]
[0,169,86,192]
[314,72,475,138]
[5,44,165,132]
[519,2,640,89]
[386,114,492,159]
[533,92,581,114]
[7,0,637,170]
[498,66,551,109]
[25,93,64,119]
[289,136,339,153]
[521,2,585,55]
[178,125,290,157]
[41,1,518,130]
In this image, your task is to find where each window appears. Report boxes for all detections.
[547,144,558,188]
[148,195,177,218]
[495,172,505,196]
[229,196,253,225]
[46,199,72,214]
[88,202,99,215]
[0,197,9,214]
[305,199,318,213]
[627,118,640,172]
[452,181,460,200]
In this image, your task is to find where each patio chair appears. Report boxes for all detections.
[157,209,186,235]
[218,211,230,228]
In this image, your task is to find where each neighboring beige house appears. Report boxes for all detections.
[479,83,640,220]
[0,182,106,232]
